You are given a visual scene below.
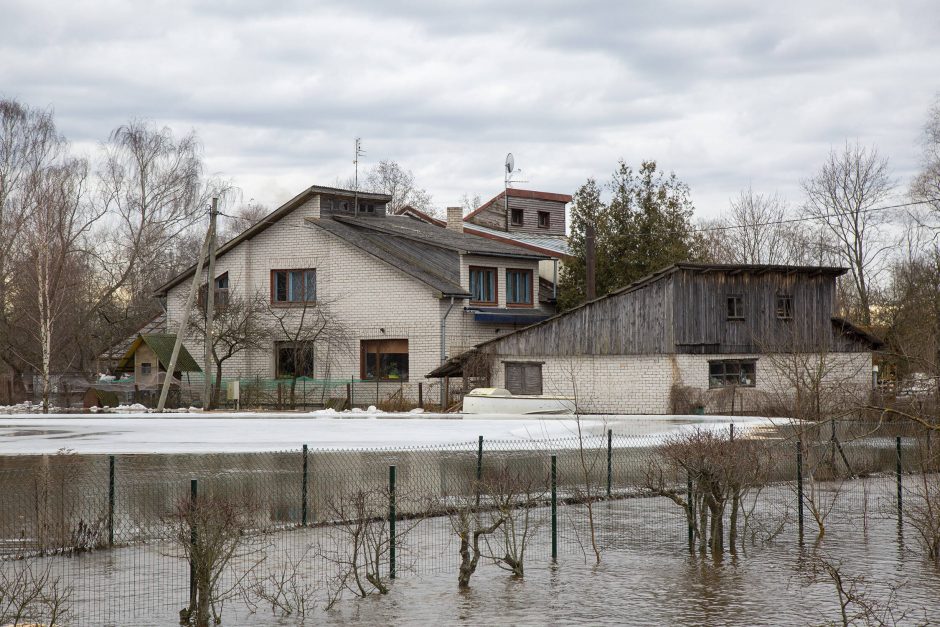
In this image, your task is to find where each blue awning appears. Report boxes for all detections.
[467,308,550,325]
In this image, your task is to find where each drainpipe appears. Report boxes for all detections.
[552,259,558,301]
[440,296,457,408]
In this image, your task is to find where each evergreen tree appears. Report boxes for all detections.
[559,160,702,310]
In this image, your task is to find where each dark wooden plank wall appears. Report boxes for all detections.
[487,275,673,356]
[671,269,862,353]
[468,196,566,236]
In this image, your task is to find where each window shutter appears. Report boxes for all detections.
[523,364,542,395]
[505,363,524,395]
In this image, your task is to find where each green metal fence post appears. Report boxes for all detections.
[796,440,804,538]
[606,429,613,498]
[476,435,484,506]
[108,455,115,546]
[389,465,397,580]
[896,436,903,526]
[687,472,694,550]
[301,444,309,526]
[551,454,557,561]
[189,479,198,613]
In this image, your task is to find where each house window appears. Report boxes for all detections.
[272,269,316,304]
[140,363,152,376]
[198,272,230,309]
[708,360,756,388]
[505,362,542,395]
[361,339,409,380]
[726,294,744,320]
[776,294,793,320]
[510,208,524,226]
[537,211,550,229]
[358,202,375,213]
[276,342,315,378]
[469,266,497,305]
[506,269,533,306]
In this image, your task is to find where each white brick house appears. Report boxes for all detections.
[154,185,555,404]
[430,263,882,415]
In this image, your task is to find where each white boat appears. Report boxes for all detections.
[461,388,576,415]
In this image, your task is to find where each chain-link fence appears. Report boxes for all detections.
[0,419,935,625]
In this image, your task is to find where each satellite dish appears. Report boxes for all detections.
[505,153,514,174]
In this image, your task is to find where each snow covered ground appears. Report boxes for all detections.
[0,410,775,454]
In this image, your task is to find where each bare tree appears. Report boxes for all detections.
[0,558,72,626]
[802,141,896,325]
[220,200,268,243]
[267,299,352,409]
[363,160,433,214]
[171,492,262,627]
[713,187,794,264]
[912,96,940,214]
[188,292,271,408]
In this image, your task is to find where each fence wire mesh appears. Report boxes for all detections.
[0,419,935,625]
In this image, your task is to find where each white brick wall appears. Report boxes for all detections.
[489,352,873,415]
[165,196,544,403]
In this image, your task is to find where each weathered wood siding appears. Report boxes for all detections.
[671,269,859,353]
[486,275,673,356]
[467,195,566,236]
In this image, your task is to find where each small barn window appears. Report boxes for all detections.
[537,211,550,229]
[505,362,542,395]
[776,294,793,320]
[469,266,497,305]
[510,208,524,226]
[709,360,756,388]
[140,363,152,375]
[361,339,409,380]
[726,294,744,320]
[276,342,315,378]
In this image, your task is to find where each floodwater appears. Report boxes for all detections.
[28,479,940,626]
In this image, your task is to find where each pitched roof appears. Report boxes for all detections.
[100,313,166,362]
[115,334,202,373]
[464,188,573,222]
[330,215,548,260]
[154,184,393,296]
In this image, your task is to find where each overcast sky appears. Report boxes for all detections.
[2,1,938,218]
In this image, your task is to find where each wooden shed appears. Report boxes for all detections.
[115,334,202,387]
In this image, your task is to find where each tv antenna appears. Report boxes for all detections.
[504,153,525,229]
[354,138,366,217]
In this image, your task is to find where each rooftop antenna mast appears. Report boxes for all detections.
[504,153,524,230]
[354,138,365,217]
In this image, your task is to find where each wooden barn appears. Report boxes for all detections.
[429,263,882,415]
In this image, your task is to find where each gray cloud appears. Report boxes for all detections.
[1,0,938,218]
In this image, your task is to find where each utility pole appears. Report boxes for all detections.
[156,225,212,412]
[203,197,218,410]
[353,138,364,217]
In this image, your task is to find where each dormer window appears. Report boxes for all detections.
[537,211,550,229]
[510,208,524,226]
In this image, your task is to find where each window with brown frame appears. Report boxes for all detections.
[469,266,497,305]
[505,268,533,306]
[537,211,550,229]
[510,208,524,226]
[709,359,756,388]
[276,341,315,378]
[271,269,316,304]
[361,339,409,380]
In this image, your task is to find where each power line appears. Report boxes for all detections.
[692,199,939,234]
